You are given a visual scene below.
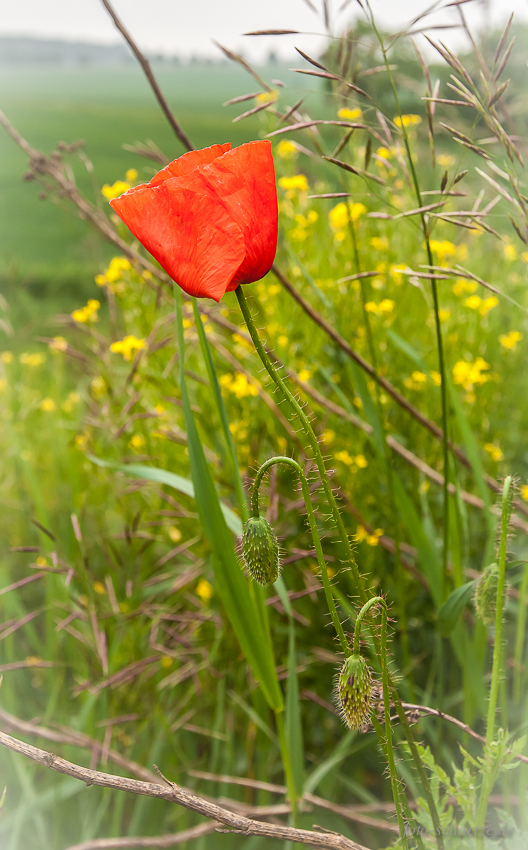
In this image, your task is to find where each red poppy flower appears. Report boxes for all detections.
[110,141,278,302]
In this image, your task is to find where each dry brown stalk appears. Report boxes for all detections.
[0,729,370,850]
[99,0,193,152]
[63,822,218,850]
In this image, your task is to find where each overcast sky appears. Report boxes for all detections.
[0,0,526,61]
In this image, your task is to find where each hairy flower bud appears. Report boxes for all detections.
[474,562,500,625]
[336,654,372,731]
[241,517,280,586]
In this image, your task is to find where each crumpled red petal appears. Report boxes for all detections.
[148,143,232,187]
[199,140,278,288]
[111,181,245,301]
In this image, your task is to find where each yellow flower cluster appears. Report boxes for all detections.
[437,154,455,167]
[394,114,422,128]
[279,174,308,195]
[430,240,456,263]
[20,352,45,367]
[39,398,56,412]
[499,330,522,350]
[329,202,367,231]
[452,357,490,391]
[335,450,368,471]
[219,372,258,399]
[371,236,389,252]
[504,243,517,262]
[256,89,279,105]
[49,336,68,352]
[129,434,145,450]
[289,210,318,241]
[101,180,130,200]
[110,335,146,361]
[355,525,384,546]
[196,579,213,602]
[1,351,13,364]
[95,256,132,294]
[365,299,394,315]
[276,140,297,160]
[521,484,528,502]
[337,107,362,121]
[484,443,504,462]
[72,299,100,324]
[464,295,498,316]
[452,278,477,297]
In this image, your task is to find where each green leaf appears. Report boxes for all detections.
[87,456,243,536]
[437,581,477,636]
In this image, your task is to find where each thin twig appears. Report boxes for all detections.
[63,822,217,850]
[0,730,369,850]
[99,0,194,152]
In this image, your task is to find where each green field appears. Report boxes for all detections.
[0,61,315,319]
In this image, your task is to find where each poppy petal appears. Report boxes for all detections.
[148,143,232,187]
[110,181,245,302]
[200,140,278,287]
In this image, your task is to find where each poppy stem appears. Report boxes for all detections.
[235,285,367,602]
[252,455,351,657]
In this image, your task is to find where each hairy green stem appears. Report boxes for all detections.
[486,475,512,744]
[352,596,383,655]
[475,476,512,847]
[235,285,367,601]
[252,455,350,657]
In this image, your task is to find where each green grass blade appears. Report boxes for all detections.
[191,297,248,522]
[174,287,283,712]
[87,455,243,536]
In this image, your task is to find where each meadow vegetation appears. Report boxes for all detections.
[1,2,528,848]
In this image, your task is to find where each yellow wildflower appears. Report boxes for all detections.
[355,454,368,468]
[256,89,279,104]
[279,174,308,193]
[196,579,213,603]
[278,335,288,347]
[484,443,504,462]
[49,336,67,352]
[93,581,106,595]
[276,140,297,159]
[71,299,100,324]
[298,369,311,382]
[337,107,362,121]
[437,154,455,167]
[39,398,56,412]
[499,330,522,350]
[376,146,392,159]
[431,371,441,387]
[335,450,355,466]
[355,526,369,542]
[504,243,517,262]
[91,376,106,397]
[62,391,81,413]
[101,180,130,200]
[110,335,146,361]
[394,114,422,127]
[36,556,48,567]
[439,309,451,322]
[74,432,89,451]
[371,236,389,252]
[20,352,45,367]
[479,296,498,316]
[219,372,258,399]
[125,169,138,182]
[168,527,182,543]
[452,357,490,390]
[412,371,427,383]
[329,202,367,230]
[365,299,394,315]
[1,351,13,364]
[366,529,384,546]
[129,434,145,450]
[453,278,477,296]
[430,240,456,263]
[390,263,408,283]
[321,429,335,445]
[521,484,528,502]
[0,378,6,392]
[465,295,482,311]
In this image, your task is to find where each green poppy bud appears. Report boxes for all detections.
[336,653,373,731]
[241,516,280,586]
[474,562,500,625]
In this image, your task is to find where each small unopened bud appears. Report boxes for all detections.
[336,654,372,731]
[241,517,280,586]
[474,563,500,625]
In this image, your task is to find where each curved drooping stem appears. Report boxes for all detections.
[252,455,350,657]
[236,285,367,602]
